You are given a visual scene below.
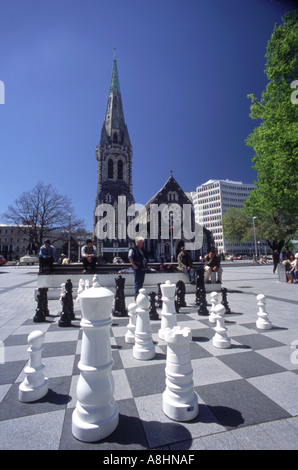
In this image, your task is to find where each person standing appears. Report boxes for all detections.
[128,237,148,299]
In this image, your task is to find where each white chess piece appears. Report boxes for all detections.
[133,289,155,360]
[209,291,219,324]
[256,294,272,330]
[72,284,119,442]
[212,304,231,349]
[76,279,85,304]
[84,279,90,289]
[92,274,101,288]
[125,302,137,344]
[163,326,199,422]
[158,280,177,340]
[19,330,48,402]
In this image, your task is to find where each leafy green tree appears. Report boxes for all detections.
[244,10,298,252]
[222,207,253,244]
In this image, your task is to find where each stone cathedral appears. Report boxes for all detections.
[93,54,135,261]
[93,54,213,262]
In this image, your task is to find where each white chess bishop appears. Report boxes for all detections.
[125,302,137,344]
[72,284,119,442]
[133,289,155,360]
[19,330,48,403]
[163,326,199,422]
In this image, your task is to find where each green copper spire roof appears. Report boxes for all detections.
[109,52,121,93]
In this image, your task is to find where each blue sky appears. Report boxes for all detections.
[0,0,296,230]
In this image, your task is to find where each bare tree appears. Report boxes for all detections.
[2,182,85,248]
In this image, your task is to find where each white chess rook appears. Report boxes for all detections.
[72,285,119,442]
[163,326,199,422]
[125,302,137,343]
[256,294,272,330]
[212,304,231,349]
[158,280,177,340]
[209,291,219,324]
[19,330,48,403]
[133,289,155,360]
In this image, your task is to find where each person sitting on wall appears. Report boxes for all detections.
[81,239,97,273]
[177,245,196,284]
[204,250,223,284]
[39,238,55,273]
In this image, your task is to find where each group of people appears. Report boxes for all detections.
[128,237,223,299]
[279,246,298,284]
[38,238,97,274]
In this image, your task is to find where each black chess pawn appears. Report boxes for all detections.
[33,290,47,323]
[113,275,128,317]
[221,287,231,314]
[148,291,159,320]
[58,292,72,327]
[176,280,187,309]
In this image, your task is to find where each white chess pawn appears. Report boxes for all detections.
[158,280,177,340]
[209,291,219,324]
[256,294,272,330]
[163,326,199,422]
[212,304,231,349]
[133,289,155,360]
[19,330,48,402]
[125,302,137,344]
[72,284,119,442]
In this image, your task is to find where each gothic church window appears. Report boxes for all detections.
[117,160,123,180]
[113,132,118,144]
[108,159,114,179]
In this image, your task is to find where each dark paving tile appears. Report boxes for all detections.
[196,379,291,429]
[232,334,285,351]
[0,360,27,385]
[218,351,287,379]
[0,376,72,421]
[125,363,166,397]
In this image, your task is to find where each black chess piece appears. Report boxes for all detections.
[148,291,159,320]
[221,287,231,314]
[65,279,75,320]
[113,275,128,317]
[58,291,72,327]
[33,290,47,323]
[197,287,209,315]
[156,283,162,308]
[176,280,187,309]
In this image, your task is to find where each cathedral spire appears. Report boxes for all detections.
[101,53,130,146]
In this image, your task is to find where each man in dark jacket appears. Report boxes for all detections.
[128,237,148,299]
[204,250,222,283]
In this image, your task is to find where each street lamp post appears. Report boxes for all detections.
[68,213,71,262]
[253,216,258,260]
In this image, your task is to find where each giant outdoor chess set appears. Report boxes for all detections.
[1,274,298,451]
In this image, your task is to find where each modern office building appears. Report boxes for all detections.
[191,179,260,256]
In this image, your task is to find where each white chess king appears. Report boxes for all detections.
[72,284,119,442]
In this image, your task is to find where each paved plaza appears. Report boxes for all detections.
[0,263,298,451]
